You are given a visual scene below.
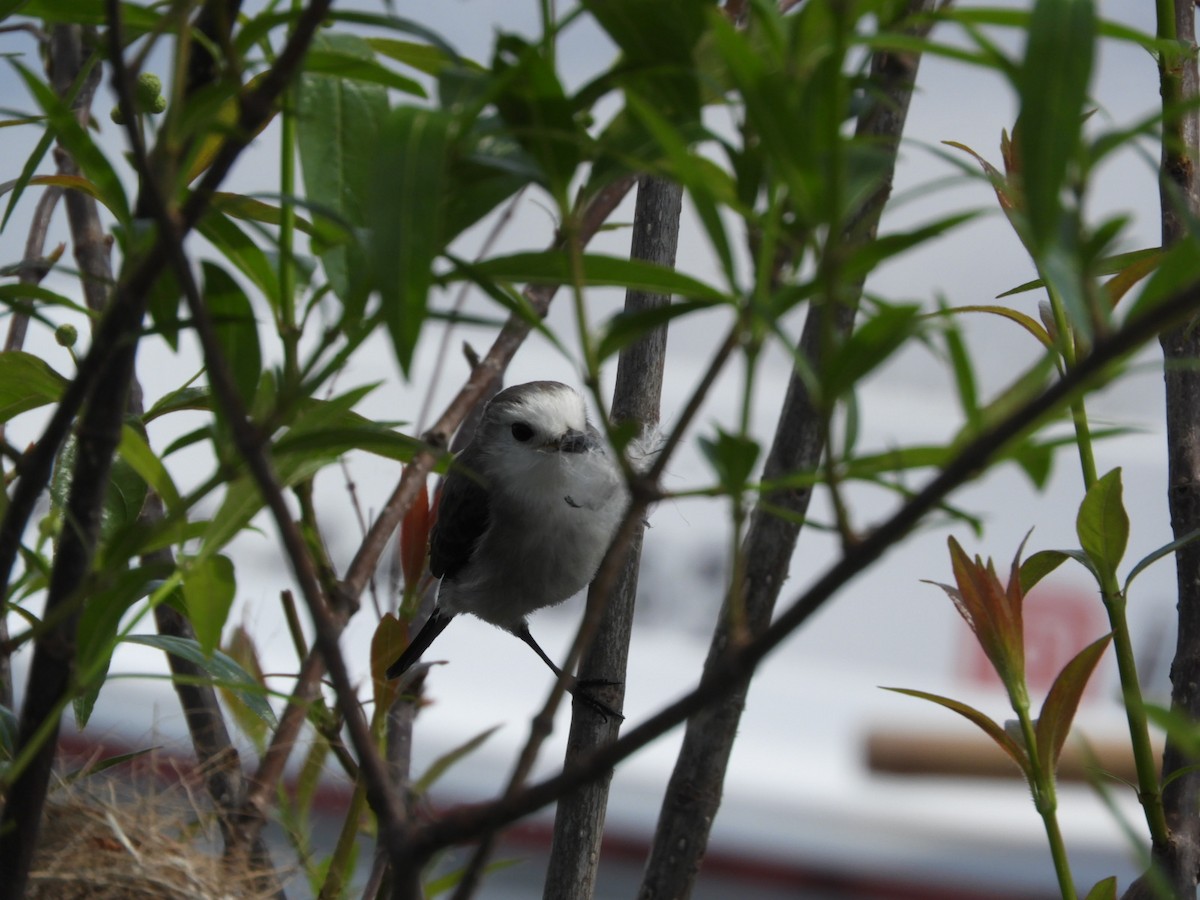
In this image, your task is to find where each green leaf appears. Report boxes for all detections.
[198,211,281,305]
[491,35,581,197]
[1018,549,1069,593]
[1129,236,1200,322]
[1126,526,1200,592]
[298,32,391,311]
[0,703,15,758]
[367,38,471,76]
[0,351,67,421]
[698,428,760,490]
[459,251,727,302]
[366,105,454,374]
[125,634,276,727]
[597,299,715,361]
[819,304,921,405]
[1035,633,1111,767]
[65,746,160,784]
[1076,468,1128,581]
[936,304,1054,350]
[182,554,237,656]
[304,47,426,96]
[413,725,502,795]
[73,564,173,728]
[12,61,131,224]
[1083,877,1117,900]
[882,687,1029,777]
[201,262,262,406]
[1016,0,1095,251]
[118,425,182,514]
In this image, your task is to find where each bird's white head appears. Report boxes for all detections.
[478,381,592,454]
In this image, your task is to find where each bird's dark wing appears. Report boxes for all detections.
[429,459,490,580]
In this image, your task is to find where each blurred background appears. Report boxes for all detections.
[2,1,1180,896]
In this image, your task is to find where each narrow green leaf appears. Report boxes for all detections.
[64,746,161,783]
[1016,0,1095,251]
[304,47,426,96]
[1125,526,1200,592]
[298,32,390,310]
[198,212,281,304]
[820,304,921,404]
[274,425,421,463]
[201,262,262,405]
[460,251,727,302]
[1076,468,1129,580]
[598,299,715,361]
[74,564,173,727]
[367,105,454,374]
[0,704,15,758]
[0,351,67,421]
[413,725,502,795]
[118,425,182,513]
[1035,634,1111,767]
[125,634,277,727]
[182,554,237,656]
[936,304,1053,350]
[698,429,760,490]
[491,35,581,197]
[1018,549,1069,593]
[883,687,1029,776]
[13,61,131,224]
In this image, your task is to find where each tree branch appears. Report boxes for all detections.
[1135,0,1200,895]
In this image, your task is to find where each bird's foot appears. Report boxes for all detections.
[568,678,624,722]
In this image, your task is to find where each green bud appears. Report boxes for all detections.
[135,72,162,109]
[151,93,167,114]
[55,323,78,348]
[110,104,125,125]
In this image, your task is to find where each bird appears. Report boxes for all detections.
[386,381,628,715]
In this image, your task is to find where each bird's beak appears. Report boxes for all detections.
[549,429,589,454]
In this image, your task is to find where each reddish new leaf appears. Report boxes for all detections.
[399,474,431,589]
[1035,633,1112,768]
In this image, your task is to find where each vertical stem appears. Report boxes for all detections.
[1139,0,1200,895]
[542,176,681,900]
[278,0,301,385]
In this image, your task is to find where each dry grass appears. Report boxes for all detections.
[26,773,287,900]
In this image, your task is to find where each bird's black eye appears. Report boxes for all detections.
[511,422,534,442]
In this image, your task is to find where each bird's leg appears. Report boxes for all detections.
[513,623,623,722]
[386,607,456,680]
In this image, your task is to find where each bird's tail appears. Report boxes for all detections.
[386,607,455,679]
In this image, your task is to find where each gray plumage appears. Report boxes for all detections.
[386,381,627,688]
